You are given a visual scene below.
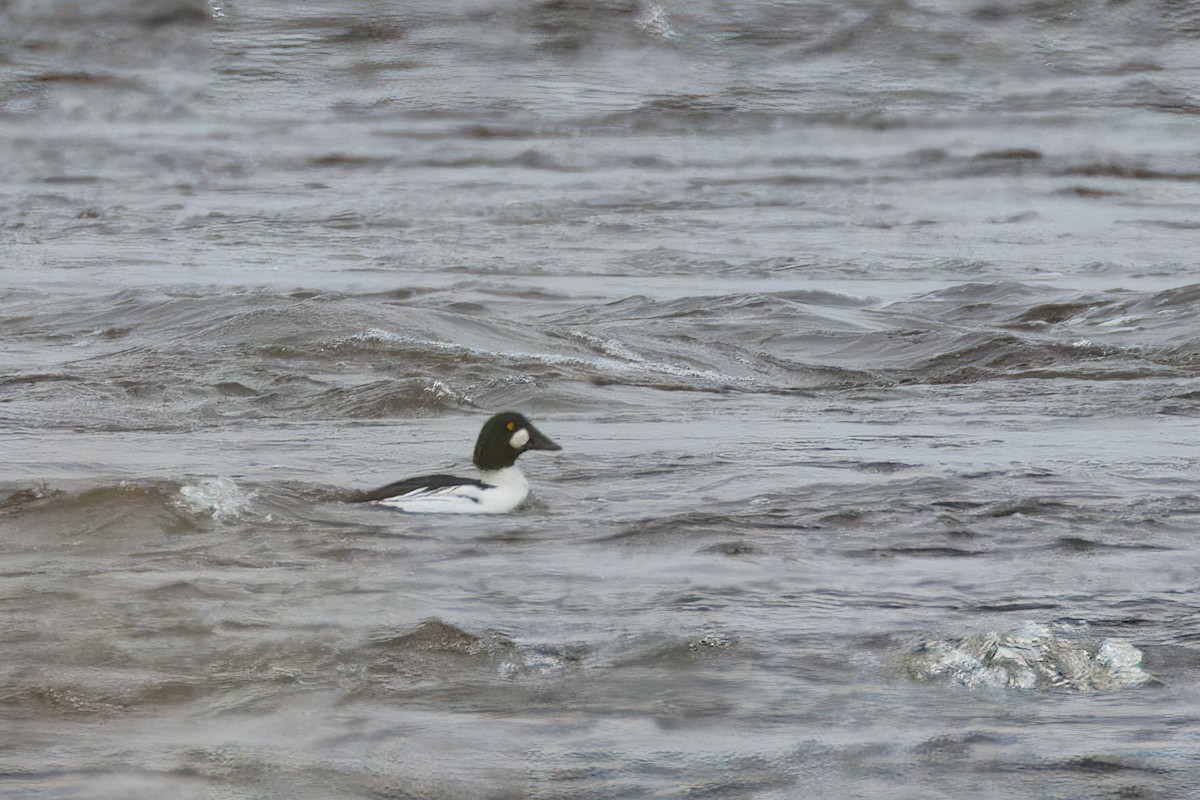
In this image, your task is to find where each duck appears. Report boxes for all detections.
[352,411,561,513]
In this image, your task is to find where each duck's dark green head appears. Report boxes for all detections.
[472,412,561,471]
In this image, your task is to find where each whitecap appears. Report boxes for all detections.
[902,621,1154,692]
[175,477,253,522]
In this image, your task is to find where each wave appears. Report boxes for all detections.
[0,477,258,537]
[4,282,1200,432]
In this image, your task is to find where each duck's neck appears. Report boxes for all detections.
[480,465,527,489]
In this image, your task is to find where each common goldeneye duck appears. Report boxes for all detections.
[352,412,561,514]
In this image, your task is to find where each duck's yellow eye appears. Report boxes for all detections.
[506,422,515,431]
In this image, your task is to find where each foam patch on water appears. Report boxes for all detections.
[902,622,1153,691]
[347,327,406,344]
[175,477,253,522]
[422,379,471,404]
[636,5,678,41]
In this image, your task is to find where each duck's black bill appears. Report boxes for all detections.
[525,425,562,451]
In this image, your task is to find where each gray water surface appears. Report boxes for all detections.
[2,2,1200,798]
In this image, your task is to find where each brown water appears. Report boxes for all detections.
[3,2,1200,798]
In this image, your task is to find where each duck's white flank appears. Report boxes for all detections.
[373,466,530,514]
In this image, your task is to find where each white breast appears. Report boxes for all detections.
[374,467,529,514]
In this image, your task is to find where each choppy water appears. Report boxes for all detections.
[3,1,1200,798]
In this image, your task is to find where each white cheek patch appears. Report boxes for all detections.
[509,428,530,449]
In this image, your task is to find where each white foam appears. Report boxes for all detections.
[344,327,406,344]
[902,622,1154,692]
[175,477,253,522]
[635,5,679,40]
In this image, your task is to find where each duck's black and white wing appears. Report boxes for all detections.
[352,466,532,514]
[352,473,499,513]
